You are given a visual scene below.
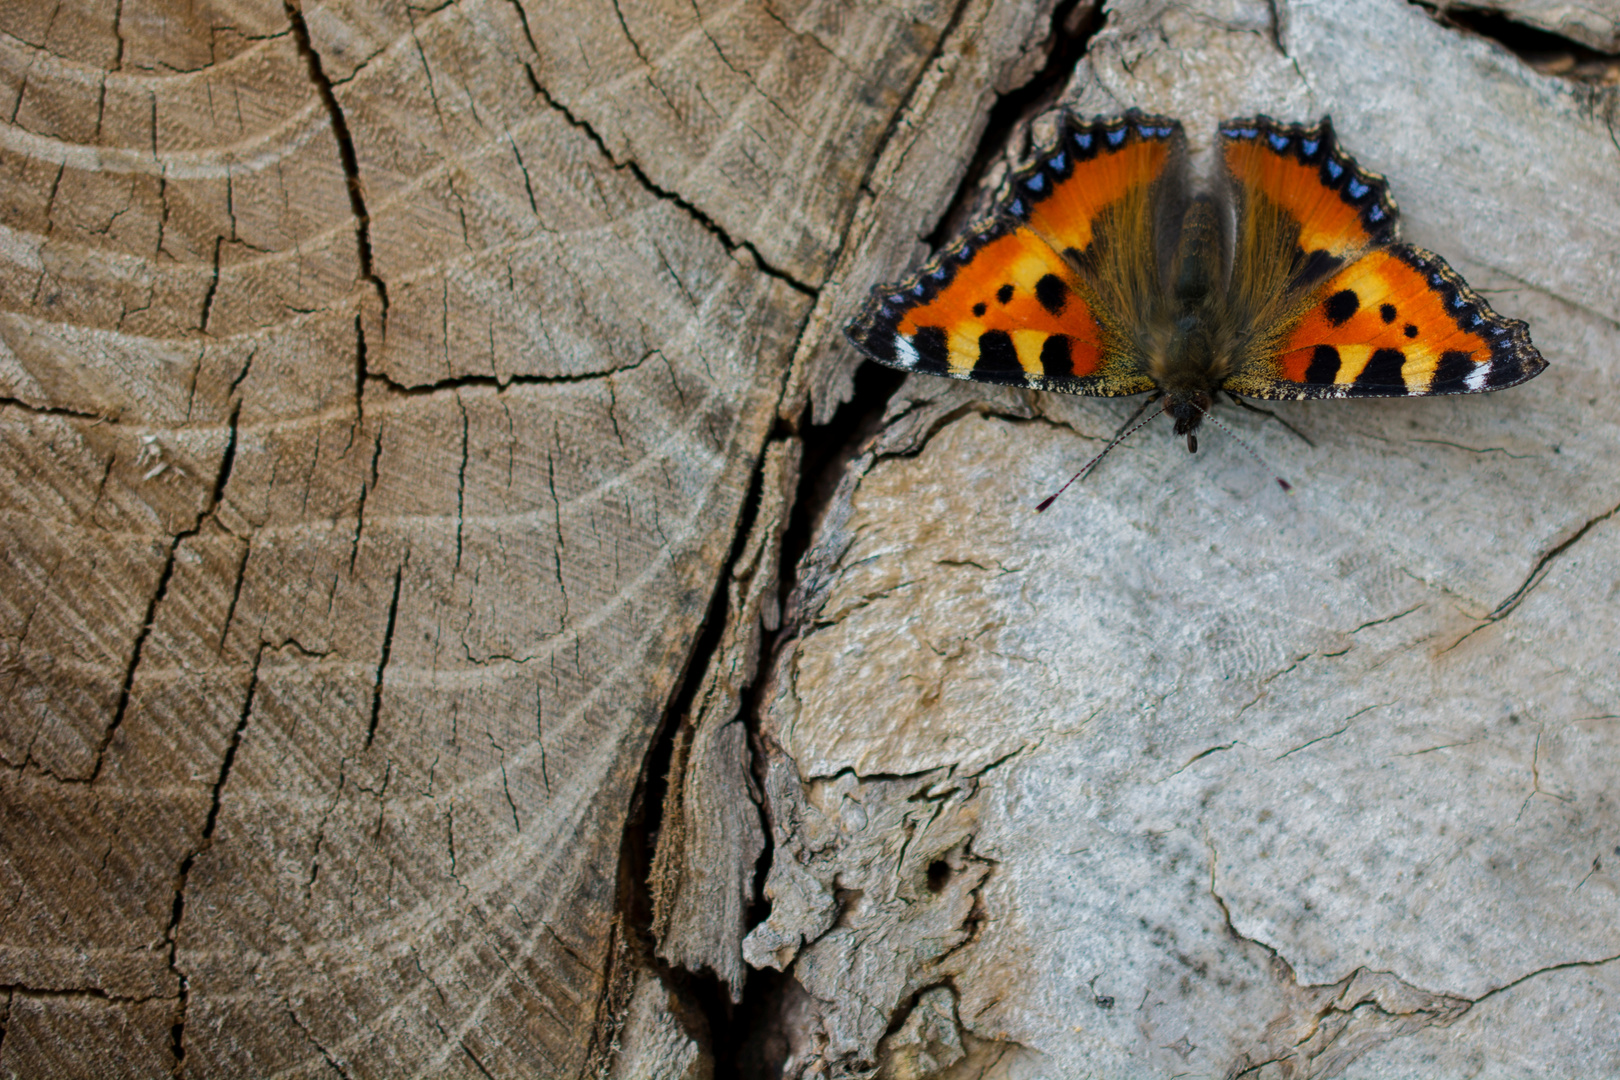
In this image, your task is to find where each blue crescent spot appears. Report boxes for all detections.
[1470,313,1483,326]
[1051,151,1067,172]
[1025,173,1046,193]
[1325,160,1344,180]
[1430,274,1444,286]
[1368,205,1385,222]
[1347,179,1369,198]
[887,294,904,305]
[1074,132,1093,149]
[1009,198,1026,217]
[1237,127,1258,139]
[912,283,927,296]
[1268,133,1289,151]
[1452,294,1467,308]
[928,267,948,280]
[1139,124,1170,138]
[1107,128,1127,147]
[956,245,974,261]
[1302,139,1320,156]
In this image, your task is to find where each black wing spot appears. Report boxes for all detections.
[1304,344,1340,383]
[1034,274,1067,315]
[972,302,987,317]
[976,329,1023,378]
[1403,323,1419,338]
[1431,349,1474,390]
[1350,347,1406,394]
[912,326,950,373]
[996,283,1014,305]
[1380,303,1397,324]
[1325,289,1360,326]
[1298,249,1343,283]
[1039,334,1071,377]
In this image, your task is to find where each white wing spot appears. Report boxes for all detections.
[894,334,919,370]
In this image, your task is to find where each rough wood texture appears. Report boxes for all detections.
[5,0,1617,1076]
[747,0,1620,1076]
[0,0,868,1071]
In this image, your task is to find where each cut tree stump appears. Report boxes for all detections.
[2,0,1616,1077]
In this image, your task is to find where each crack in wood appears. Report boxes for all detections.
[282,0,390,327]
[532,83,817,298]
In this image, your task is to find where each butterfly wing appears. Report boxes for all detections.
[1231,246,1545,398]
[845,113,1184,397]
[1217,116,1546,399]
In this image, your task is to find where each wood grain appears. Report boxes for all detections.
[0,0,926,1070]
[10,0,1612,1075]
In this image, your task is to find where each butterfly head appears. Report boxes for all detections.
[1166,389,1211,453]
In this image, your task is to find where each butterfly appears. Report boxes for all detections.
[844,111,1547,499]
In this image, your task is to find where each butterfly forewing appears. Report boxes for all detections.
[845,220,1119,390]
[1225,246,1546,399]
[845,112,1189,397]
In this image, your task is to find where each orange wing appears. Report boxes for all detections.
[845,112,1181,397]
[845,218,1122,391]
[1218,116,1545,400]
[1221,116,1397,264]
[1019,113,1180,261]
[1226,245,1546,399]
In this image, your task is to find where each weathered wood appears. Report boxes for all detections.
[8,0,1618,1075]
[746,0,1620,1075]
[0,0,922,1070]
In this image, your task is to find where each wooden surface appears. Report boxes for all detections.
[3,0,1617,1077]
[747,0,1620,1077]
[0,0,830,1072]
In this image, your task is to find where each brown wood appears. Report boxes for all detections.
[10,0,1614,1076]
[0,0,923,1070]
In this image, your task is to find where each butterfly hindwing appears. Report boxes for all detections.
[1016,113,1182,264]
[1225,245,1546,399]
[1221,116,1397,269]
[845,112,1183,397]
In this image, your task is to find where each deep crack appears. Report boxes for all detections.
[283,0,390,325]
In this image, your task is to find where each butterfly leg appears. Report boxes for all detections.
[1226,393,1316,448]
[1110,393,1162,442]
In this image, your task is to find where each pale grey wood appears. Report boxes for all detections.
[608,974,708,1080]
[650,438,799,999]
[746,0,1620,1075]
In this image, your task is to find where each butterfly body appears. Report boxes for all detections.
[846,112,1545,461]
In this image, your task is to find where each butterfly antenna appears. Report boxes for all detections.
[1192,403,1294,491]
[1036,401,1168,513]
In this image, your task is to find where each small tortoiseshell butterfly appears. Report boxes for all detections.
[845,112,1546,499]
